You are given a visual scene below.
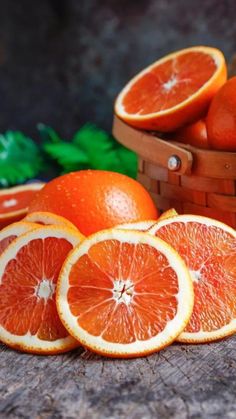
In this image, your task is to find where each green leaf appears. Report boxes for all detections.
[73,124,138,178]
[40,123,138,179]
[0,131,44,188]
[43,142,89,172]
[37,123,62,144]
[116,146,138,179]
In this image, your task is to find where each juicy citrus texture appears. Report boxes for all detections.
[115,46,226,131]
[28,171,158,236]
[0,221,39,256]
[0,183,45,229]
[0,226,83,354]
[57,229,193,358]
[174,120,208,149]
[206,76,236,151]
[24,211,78,231]
[149,215,236,342]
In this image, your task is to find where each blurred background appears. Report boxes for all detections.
[0,0,236,139]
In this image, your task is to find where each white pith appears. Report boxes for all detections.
[115,46,224,119]
[149,214,236,342]
[115,220,156,231]
[163,75,178,91]
[35,279,55,300]
[57,229,194,356]
[2,198,18,208]
[0,225,83,352]
[190,269,201,283]
[0,222,40,243]
[112,279,134,304]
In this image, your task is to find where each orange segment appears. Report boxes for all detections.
[115,46,226,131]
[149,215,236,342]
[0,225,83,354]
[57,229,194,358]
[0,183,45,229]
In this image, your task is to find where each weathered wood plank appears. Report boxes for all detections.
[0,337,236,419]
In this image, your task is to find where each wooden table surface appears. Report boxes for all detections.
[1,336,236,419]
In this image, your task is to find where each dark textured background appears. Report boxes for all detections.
[0,0,236,139]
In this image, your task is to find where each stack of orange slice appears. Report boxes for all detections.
[0,207,235,358]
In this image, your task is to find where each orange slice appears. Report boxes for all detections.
[57,229,193,358]
[0,225,84,354]
[116,219,157,231]
[149,215,236,343]
[0,183,45,229]
[0,221,39,256]
[158,208,178,222]
[24,211,78,231]
[115,46,226,131]
[116,209,177,231]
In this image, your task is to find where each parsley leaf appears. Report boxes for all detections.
[0,131,44,187]
[40,123,137,179]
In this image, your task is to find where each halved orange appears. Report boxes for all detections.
[115,46,226,131]
[24,211,78,231]
[149,215,236,343]
[57,229,193,358]
[0,225,84,354]
[0,183,45,229]
[0,221,39,256]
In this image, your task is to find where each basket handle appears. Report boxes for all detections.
[112,116,193,175]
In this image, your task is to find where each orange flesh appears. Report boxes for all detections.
[0,235,16,256]
[0,237,73,340]
[123,52,217,115]
[0,190,37,214]
[155,222,236,333]
[68,240,179,344]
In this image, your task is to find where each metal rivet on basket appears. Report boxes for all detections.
[168,155,181,171]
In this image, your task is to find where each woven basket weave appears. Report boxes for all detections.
[113,116,236,228]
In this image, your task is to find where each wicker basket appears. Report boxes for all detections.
[113,116,236,228]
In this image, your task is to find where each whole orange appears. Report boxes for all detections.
[174,119,208,149]
[206,77,236,151]
[28,170,158,235]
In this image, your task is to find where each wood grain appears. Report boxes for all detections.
[1,338,236,418]
[113,116,193,175]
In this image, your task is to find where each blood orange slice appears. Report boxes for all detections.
[115,46,226,131]
[0,221,39,256]
[0,225,84,354]
[57,229,193,358]
[116,219,157,231]
[149,215,236,343]
[0,183,45,229]
[158,208,178,222]
[24,211,78,231]
[116,209,177,231]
